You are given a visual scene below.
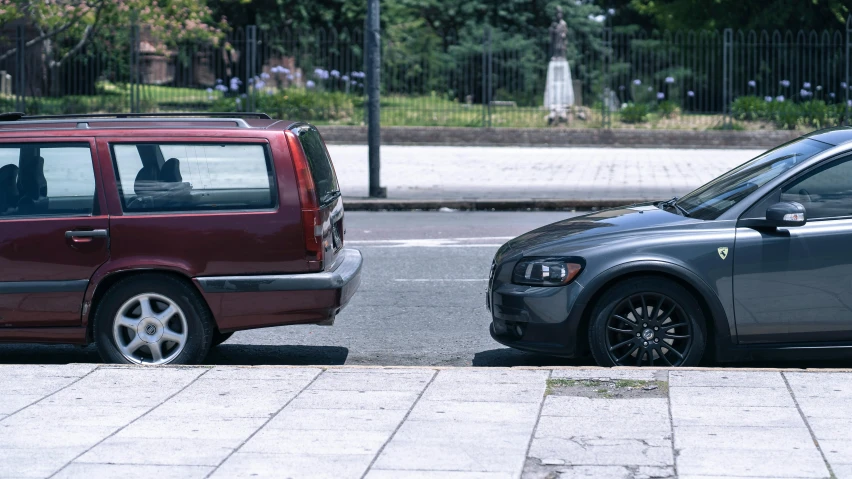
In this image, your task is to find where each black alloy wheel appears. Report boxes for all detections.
[589,277,706,367]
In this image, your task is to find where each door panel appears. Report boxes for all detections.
[0,139,109,327]
[734,220,852,343]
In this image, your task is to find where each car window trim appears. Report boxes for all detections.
[0,138,103,220]
[106,139,279,216]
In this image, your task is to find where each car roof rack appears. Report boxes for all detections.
[1,112,272,121]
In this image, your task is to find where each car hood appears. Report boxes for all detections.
[502,205,694,256]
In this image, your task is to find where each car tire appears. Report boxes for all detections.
[211,331,234,347]
[588,276,706,367]
[94,274,214,365]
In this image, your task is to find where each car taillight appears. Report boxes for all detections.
[285,130,323,269]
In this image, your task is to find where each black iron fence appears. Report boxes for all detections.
[1,17,850,130]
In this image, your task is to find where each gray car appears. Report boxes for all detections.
[488,127,852,367]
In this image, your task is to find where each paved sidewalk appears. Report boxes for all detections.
[2,365,849,479]
[330,145,763,201]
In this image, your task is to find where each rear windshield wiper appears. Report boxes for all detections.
[320,190,342,206]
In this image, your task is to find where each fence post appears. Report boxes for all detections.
[723,28,733,128]
[15,25,25,113]
[846,16,851,126]
[366,0,385,198]
[486,27,492,128]
[601,22,612,129]
[246,25,257,112]
[130,22,139,113]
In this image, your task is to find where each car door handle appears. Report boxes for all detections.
[65,229,109,238]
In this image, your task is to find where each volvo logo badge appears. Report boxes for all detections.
[642,329,654,340]
[717,247,728,260]
[145,324,157,335]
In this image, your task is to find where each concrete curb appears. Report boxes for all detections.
[320,125,801,149]
[343,197,645,211]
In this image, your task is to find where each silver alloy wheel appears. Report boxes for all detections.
[112,293,188,365]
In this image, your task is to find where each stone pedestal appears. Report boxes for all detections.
[544,58,574,124]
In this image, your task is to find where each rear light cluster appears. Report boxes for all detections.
[285,130,324,269]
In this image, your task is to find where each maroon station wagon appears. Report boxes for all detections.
[0,112,362,365]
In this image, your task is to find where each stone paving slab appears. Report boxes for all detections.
[1,365,850,478]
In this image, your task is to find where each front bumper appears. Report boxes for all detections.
[195,248,363,331]
[489,278,586,357]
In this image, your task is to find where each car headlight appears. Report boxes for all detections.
[512,257,584,287]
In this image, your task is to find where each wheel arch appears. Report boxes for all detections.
[84,268,206,343]
[573,260,733,360]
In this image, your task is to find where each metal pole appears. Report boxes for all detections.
[130,23,138,113]
[723,28,733,128]
[366,0,385,197]
[15,24,25,113]
[481,28,486,127]
[846,15,851,126]
[486,26,492,128]
[601,21,611,129]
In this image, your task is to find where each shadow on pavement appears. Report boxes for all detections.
[0,344,349,366]
[472,348,594,367]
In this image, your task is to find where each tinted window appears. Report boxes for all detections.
[674,139,830,220]
[293,125,339,205]
[781,156,852,219]
[112,143,275,213]
[0,143,96,217]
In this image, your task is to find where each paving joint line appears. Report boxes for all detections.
[360,368,440,479]
[204,367,326,478]
[781,371,835,479]
[0,364,102,423]
[664,370,678,478]
[47,367,214,479]
[520,369,552,478]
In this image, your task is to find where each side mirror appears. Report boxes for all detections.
[740,201,806,229]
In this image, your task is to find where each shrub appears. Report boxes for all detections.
[769,101,800,130]
[211,89,357,123]
[619,103,649,123]
[656,100,678,118]
[731,96,766,121]
[799,100,829,128]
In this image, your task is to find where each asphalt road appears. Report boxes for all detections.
[4,211,852,368]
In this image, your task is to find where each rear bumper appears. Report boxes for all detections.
[195,248,363,332]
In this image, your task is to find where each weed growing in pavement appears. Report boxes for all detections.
[545,378,668,398]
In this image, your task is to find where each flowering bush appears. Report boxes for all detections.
[619,103,649,123]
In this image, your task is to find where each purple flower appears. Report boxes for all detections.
[764,96,772,102]
[842,82,849,89]
[829,92,836,99]
[665,77,675,84]
[656,92,665,100]
[215,84,228,92]
[848,99,852,107]
[295,72,302,78]
[342,75,350,81]
[206,87,213,93]
[748,80,756,87]
[687,91,695,97]
[216,78,223,84]
[350,71,366,79]
[632,79,641,86]
[261,72,270,80]
[265,89,274,95]
[618,85,625,91]
[286,74,294,81]
[776,95,785,102]
[607,8,616,15]
[235,97,241,105]
[800,89,811,97]
[313,68,329,80]
[647,86,652,92]
[350,80,357,85]
[803,82,811,89]
[330,70,340,78]
[255,80,265,89]
[306,80,316,89]
[779,80,790,87]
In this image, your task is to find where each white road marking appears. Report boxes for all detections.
[347,237,511,248]
[394,279,488,282]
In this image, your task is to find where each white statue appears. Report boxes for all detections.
[544,7,575,125]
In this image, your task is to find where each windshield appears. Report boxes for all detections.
[673,139,831,220]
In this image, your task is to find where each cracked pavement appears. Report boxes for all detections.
[1,365,850,478]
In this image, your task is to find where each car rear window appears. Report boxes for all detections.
[111,143,276,213]
[292,125,339,206]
